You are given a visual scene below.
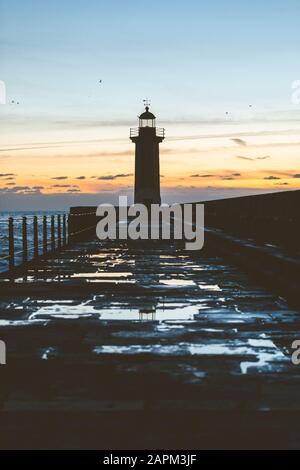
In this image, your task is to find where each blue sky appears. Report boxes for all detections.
[1,0,300,209]
[2,0,300,117]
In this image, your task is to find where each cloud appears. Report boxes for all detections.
[0,173,15,177]
[236,155,271,161]
[191,172,241,179]
[32,186,44,190]
[0,144,132,156]
[231,138,247,147]
[67,188,81,193]
[21,189,43,195]
[170,126,300,143]
[0,186,31,193]
[51,176,68,180]
[1,126,300,155]
[85,150,132,159]
[51,184,78,188]
[190,174,215,178]
[0,185,46,196]
[98,176,116,180]
[276,182,289,186]
[75,176,86,180]
[264,176,281,180]
[97,173,133,181]
[293,174,300,178]
[0,145,63,153]
[236,156,254,161]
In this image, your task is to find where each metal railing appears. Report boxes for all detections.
[130,127,165,138]
[0,214,68,272]
[156,127,165,138]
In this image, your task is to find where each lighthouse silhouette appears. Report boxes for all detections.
[130,103,165,206]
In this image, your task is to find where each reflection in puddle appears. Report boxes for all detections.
[198,284,222,291]
[189,343,250,356]
[35,300,78,305]
[188,339,287,374]
[28,302,200,321]
[139,307,156,321]
[71,272,132,278]
[92,340,287,371]
[93,344,182,355]
[160,279,196,287]
[36,333,288,375]
[156,324,185,330]
[240,339,285,374]
[0,319,45,326]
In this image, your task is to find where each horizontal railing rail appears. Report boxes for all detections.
[156,127,165,138]
[130,127,139,138]
[130,127,165,138]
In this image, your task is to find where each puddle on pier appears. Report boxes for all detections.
[90,337,288,375]
[199,284,222,292]
[159,279,196,287]
[28,302,202,321]
[1,242,296,380]
[71,272,133,279]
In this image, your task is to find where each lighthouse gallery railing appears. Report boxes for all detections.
[130,127,165,138]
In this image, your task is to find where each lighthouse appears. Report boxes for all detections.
[130,103,165,206]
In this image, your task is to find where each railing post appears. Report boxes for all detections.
[33,216,38,259]
[22,216,28,265]
[8,217,15,270]
[51,216,55,252]
[43,215,47,256]
[63,214,67,246]
[57,214,61,250]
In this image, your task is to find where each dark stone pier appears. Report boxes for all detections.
[0,190,300,449]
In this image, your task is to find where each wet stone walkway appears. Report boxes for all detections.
[0,240,300,449]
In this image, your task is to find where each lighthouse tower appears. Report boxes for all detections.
[130,103,165,206]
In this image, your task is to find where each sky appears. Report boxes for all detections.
[0,0,300,210]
